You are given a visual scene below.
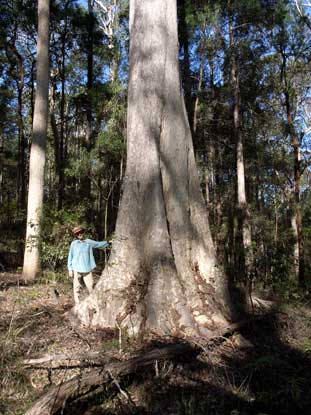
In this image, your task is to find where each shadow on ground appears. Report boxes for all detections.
[61,309,311,415]
[1,274,310,415]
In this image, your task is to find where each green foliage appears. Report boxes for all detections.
[95,81,126,162]
[100,338,120,351]
[303,338,311,354]
[40,204,93,271]
[245,354,282,371]
[0,324,30,415]
[1,0,311,302]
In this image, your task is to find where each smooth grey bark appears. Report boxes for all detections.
[22,0,50,281]
[75,0,233,337]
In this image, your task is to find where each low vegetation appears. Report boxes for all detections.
[0,273,310,415]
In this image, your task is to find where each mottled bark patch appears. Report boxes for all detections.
[116,266,149,329]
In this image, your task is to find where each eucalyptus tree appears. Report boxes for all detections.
[3,1,38,209]
[86,0,95,150]
[178,0,193,131]
[47,0,83,209]
[74,0,234,337]
[227,0,254,284]
[22,0,50,281]
[294,0,311,30]
[268,3,311,285]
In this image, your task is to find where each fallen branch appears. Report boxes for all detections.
[22,317,251,368]
[25,310,277,415]
[24,343,196,415]
[23,351,116,366]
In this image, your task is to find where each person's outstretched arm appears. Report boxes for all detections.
[85,239,110,249]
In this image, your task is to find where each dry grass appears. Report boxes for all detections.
[0,272,311,415]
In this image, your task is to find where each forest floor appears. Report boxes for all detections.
[0,272,311,415]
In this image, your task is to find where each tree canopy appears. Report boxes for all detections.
[0,0,310,307]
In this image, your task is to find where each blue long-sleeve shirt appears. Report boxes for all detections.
[67,239,109,273]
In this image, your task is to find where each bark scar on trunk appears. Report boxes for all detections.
[116,265,149,333]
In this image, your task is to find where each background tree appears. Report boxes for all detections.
[0,0,310,298]
[22,0,50,281]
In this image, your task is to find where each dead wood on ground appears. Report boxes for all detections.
[24,342,196,415]
[24,312,277,415]
[23,351,116,366]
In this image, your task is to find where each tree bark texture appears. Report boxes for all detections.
[22,0,50,281]
[74,0,233,338]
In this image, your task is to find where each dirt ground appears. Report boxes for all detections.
[0,272,311,415]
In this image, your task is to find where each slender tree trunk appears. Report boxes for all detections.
[74,0,234,338]
[81,0,95,201]
[178,0,193,132]
[274,194,278,243]
[0,131,3,205]
[50,69,61,207]
[110,0,120,82]
[12,47,26,209]
[58,47,65,210]
[291,212,299,274]
[22,0,50,281]
[86,0,94,149]
[5,35,26,208]
[284,91,304,285]
[193,36,205,136]
[30,59,36,128]
[229,2,252,283]
[57,19,67,210]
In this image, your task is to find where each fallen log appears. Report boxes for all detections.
[23,351,115,366]
[25,310,278,415]
[24,342,196,415]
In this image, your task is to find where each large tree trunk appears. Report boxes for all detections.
[22,0,50,281]
[74,0,233,338]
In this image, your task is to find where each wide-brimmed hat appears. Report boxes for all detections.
[73,225,85,235]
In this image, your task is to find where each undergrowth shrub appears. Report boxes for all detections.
[0,326,30,414]
[40,204,93,271]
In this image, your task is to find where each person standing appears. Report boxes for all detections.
[68,225,110,304]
